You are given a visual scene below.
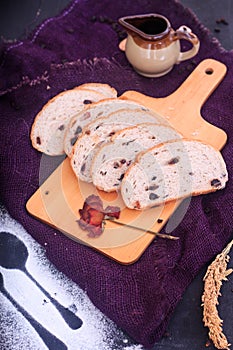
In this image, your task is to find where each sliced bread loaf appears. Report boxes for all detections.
[92,123,182,192]
[75,83,117,98]
[121,139,228,209]
[64,98,150,157]
[70,108,166,182]
[30,88,107,156]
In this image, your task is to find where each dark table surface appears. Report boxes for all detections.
[0,0,232,51]
[0,1,233,350]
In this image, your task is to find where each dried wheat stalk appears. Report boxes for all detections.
[202,239,233,350]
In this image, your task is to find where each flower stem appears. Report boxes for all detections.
[105,218,179,240]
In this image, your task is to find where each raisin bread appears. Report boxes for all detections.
[64,98,150,157]
[121,139,228,209]
[30,88,107,156]
[70,108,166,182]
[92,123,182,192]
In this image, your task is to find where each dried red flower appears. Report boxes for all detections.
[77,195,120,237]
[104,205,120,219]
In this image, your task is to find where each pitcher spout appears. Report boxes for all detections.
[118,13,171,41]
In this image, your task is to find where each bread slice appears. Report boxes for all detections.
[70,108,166,182]
[121,139,228,209]
[30,88,107,155]
[64,98,150,157]
[92,123,182,192]
[75,83,117,98]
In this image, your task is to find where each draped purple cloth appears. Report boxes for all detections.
[0,1,232,348]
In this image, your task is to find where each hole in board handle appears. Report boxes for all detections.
[205,68,214,75]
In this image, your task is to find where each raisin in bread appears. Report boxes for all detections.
[121,139,228,209]
[76,83,117,98]
[70,108,166,182]
[92,123,182,192]
[64,98,150,157]
[30,88,107,156]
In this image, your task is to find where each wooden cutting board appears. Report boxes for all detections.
[26,59,227,264]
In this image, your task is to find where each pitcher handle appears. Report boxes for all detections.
[174,26,200,62]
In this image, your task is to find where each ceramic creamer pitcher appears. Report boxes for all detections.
[119,14,200,77]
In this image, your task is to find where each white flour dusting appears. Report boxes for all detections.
[0,206,144,350]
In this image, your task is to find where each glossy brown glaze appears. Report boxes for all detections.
[130,29,176,50]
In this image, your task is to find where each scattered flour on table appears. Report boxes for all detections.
[0,206,144,350]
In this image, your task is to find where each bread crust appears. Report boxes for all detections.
[75,83,118,98]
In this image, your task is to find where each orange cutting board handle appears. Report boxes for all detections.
[121,59,227,150]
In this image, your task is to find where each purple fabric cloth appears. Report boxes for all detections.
[0,0,233,347]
